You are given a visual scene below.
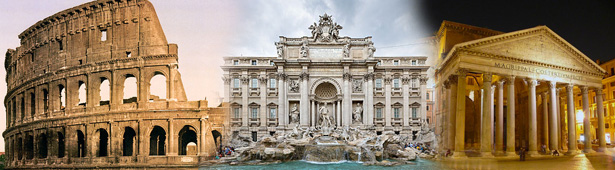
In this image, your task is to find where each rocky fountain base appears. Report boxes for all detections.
[222,125,436,166]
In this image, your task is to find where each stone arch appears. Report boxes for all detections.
[25,133,33,159]
[123,127,137,156]
[16,136,23,160]
[95,128,109,157]
[77,80,87,106]
[76,130,86,157]
[149,126,166,156]
[58,84,66,110]
[310,77,342,97]
[42,88,49,113]
[148,71,167,101]
[57,132,65,158]
[37,132,48,158]
[99,77,110,106]
[29,92,35,118]
[178,125,198,155]
[212,130,222,150]
[123,74,138,104]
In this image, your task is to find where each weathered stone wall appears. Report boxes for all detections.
[3,0,222,169]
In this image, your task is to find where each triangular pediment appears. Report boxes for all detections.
[454,26,605,75]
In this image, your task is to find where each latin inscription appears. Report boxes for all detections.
[495,63,583,81]
[309,48,343,58]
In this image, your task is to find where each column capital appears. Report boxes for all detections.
[457,68,469,76]
[444,80,451,89]
[526,78,538,86]
[277,73,287,80]
[300,72,310,81]
[402,77,410,85]
[483,72,493,82]
[548,81,557,88]
[595,88,603,95]
[506,75,516,82]
[448,75,458,84]
[222,76,231,84]
[580,86,589,94]
[420,76,428,85]
[363,73,374,81]
[496,79,505,86]
[342,73,352,81]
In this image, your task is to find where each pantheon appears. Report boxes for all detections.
[222,14,430,141]
[434,21,607,157]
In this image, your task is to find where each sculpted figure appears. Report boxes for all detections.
[290,104,300,124]
[343,43,350,58]
[353,103,363,124]
[275,42,283,58]
[353,79,362,92]
[289,80,299,92]
[318,103,332,128]
[367,43,376,58]
[300,41,309,58]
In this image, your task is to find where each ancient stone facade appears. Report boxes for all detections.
[222,14,429,142]
[433,21,608,157]
[2,0,223,169]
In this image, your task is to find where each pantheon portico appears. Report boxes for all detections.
[222,14,430,142]
[434,21,607,157]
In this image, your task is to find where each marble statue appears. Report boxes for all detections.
[343,43,350,58]
[300,41,309,58]
[289,80,299,93]
[308,13,343,42]
[318,103,332,128]
[276,42,283,58]
[353,79,362,92]
[353,103,363,124]
[367,43,376,58]
[290,104,300,124]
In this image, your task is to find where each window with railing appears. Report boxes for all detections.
[376,108,383,118]
[233,78,240,88]
[412,107,417,118]
[269,108,277,118]
[251,108,258,118]
[412,78,417,88]
[376,79,382,89]
[234,108,240,118]
[393,108,400,118]
[393,79,400,88]
[233,60,239,65]
[251,78,258,88]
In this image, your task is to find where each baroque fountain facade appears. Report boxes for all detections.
[220,14,435,165]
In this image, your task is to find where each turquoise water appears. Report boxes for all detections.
[200,159,441,170]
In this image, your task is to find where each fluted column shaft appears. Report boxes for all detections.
[566,84,577,153]
[541,92,549,151]
[448,76,458,151]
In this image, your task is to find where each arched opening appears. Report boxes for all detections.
[149,126,166,155]
[37,133,48,158]
[178,125,197,155]
[77,81,86,106]
[123,75,138,104]
[57,132,65,158]
[212,130,222,150]
[43,89,49,113]
[77,130,86,157]
[30,92,35,117]
[59,84,66,110]
[17,137,22,160]
[99,78,110,106]
[149,73,166,102]
[123,127,137,156]
[25,134,33,159]
[20,97,24,120]
[97,129,109,157]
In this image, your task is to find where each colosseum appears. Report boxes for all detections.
[2,0,226,169]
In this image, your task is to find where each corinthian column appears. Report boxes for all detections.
[481,72,493,157]
[496,79,504,153]
[527,78,538,156]
[549,81,559,151]
[581,86,593,153]
[506,76,516,156]
[448,75,458,151]
[566,84,577,154]
[453,69,468,158]
[300,72,309,126]
[541,91,549,152]
[277,73,286,126]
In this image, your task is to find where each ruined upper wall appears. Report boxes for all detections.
[5,0,176,90]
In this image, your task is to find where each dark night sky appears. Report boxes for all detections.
[420,0,615,63]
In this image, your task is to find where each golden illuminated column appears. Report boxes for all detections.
[453,69,468,158]
[549,81,558,151]
[541,91,549,152]
[596,88,606,152]
[448,75,458,151]
[506,76,516,156]
[581,86,593,153]
[566,84,578,154]
[495,80,504,153]
[527,78,539,155]
[481,73,493,156]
